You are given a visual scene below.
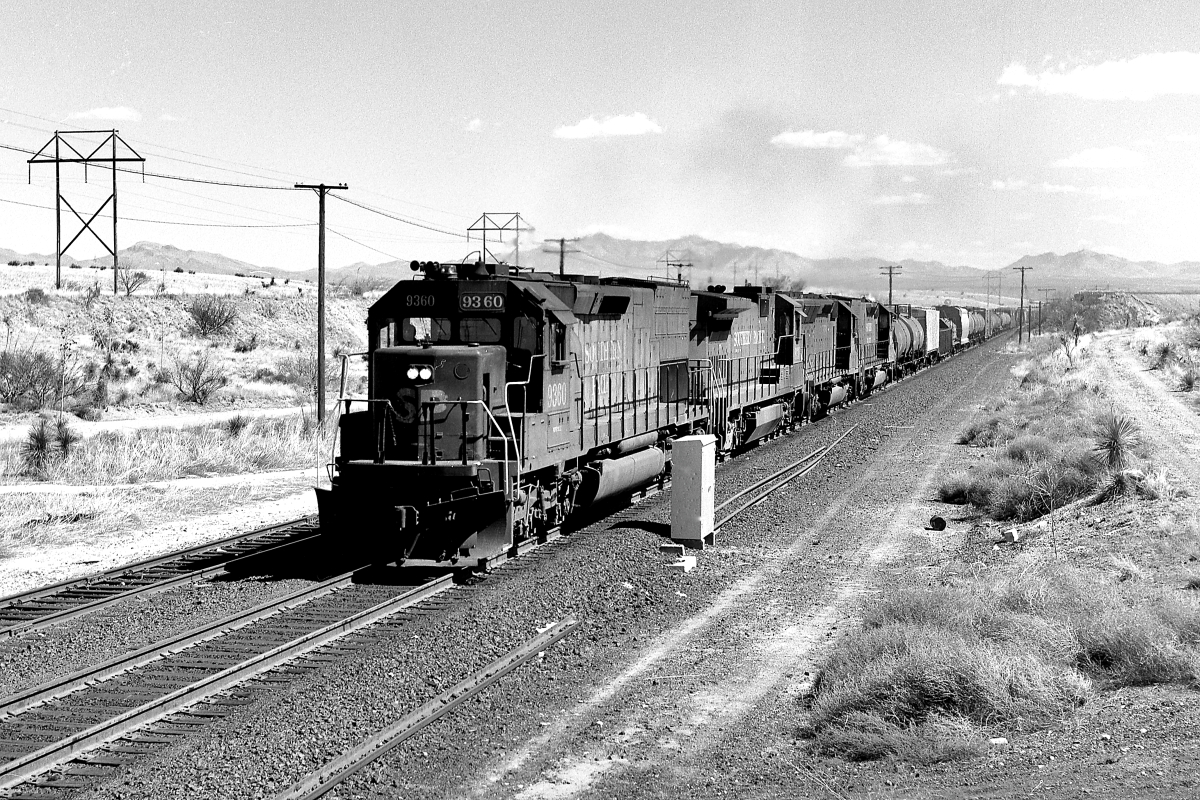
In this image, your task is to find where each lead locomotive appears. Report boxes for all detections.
[318,252,1018,567]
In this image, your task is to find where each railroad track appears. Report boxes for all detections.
[0,516,320,639]
[0,566,454,794]
[0,377,878,797]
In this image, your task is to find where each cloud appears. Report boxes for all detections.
[553,112,662,139]
[1037,182,1081,193]
[1051,146,1145,169]
[68,106,142,121]
[843,135,951,167]
[872,192,930,205]
[769,129,863,149]
[998,52,1200,101]
[465,118,482,132]
[158,113,181,122]
[990,178,1028,190]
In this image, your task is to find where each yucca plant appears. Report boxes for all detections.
[1094,410,1140,472]
[20,419,55,476]
[54,418,80,457]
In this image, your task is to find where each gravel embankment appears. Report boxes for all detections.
[68,340,1015,800]
[0,558,332,700]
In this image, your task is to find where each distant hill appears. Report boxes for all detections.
[5,238,1200,298]
[1009,250,1200,291]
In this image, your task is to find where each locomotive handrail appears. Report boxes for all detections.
[417,398,515,500]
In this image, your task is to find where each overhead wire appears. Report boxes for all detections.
[327,228,402,262]
[0,196,314,228]
[330,194,466,239]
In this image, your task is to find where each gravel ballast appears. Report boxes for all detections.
[65,339,1014,800]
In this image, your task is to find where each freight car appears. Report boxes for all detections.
[319,258,1007,568]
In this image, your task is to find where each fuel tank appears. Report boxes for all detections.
[578,447,666,506]
[743,403,785,445]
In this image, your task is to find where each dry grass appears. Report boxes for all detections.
[0,478,314,564]
[804,557,1200,763]
[0,413,328,485]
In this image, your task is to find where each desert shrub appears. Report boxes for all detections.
[257,300,278,319]
[81,282,101,310]
[222,414,251,436]
[20,419,56,475]
[116,267,151,297]
[936,471,996,507]
[271,352,338,398]
[1094,410,1139,471]
[19,418,80,476]
[336,272,387,296]
[805,560,1200,763]
[1178,367,1197,392]
[173,266,184,273]
[233,333,258,353]
[76,405,102,422]
[1005,435,1053,463]
[23,287,49,305]
[187,295,238,337]
[1152,340,1177,369]
[958,415,1014,447]
[169,350,228,404]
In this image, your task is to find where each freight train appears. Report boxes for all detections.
[317,259,1021,567]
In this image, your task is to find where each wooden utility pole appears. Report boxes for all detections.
[880,264,903,305]
[1013,265,1033,344]
[295,182,348,425]
[542,237,580,277]
[1035,288,1053,336]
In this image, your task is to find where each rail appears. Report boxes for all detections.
[0,517,318,639]
[272,618,580,800]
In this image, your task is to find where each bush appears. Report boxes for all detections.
[233,333,258,353]
[23,287,49,305]
[1005,435,1053,463]
[169,350,228,404]
[223,414,251,436]
[1094,410,1139,471]
[116,267,152,297]
[173,266,184,273]
[20,418,80,476]
[187,295,238,337]
[958,415,1014,447]
[805,560,1199,763]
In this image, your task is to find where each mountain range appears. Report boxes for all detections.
[5,237,1200,300]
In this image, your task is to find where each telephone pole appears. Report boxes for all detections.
[1013,265,1033,344]
[295,182,348,425]
[1035,288,1054,336]
[542,237,580,277]
[27,130,145,291]
[880,264,902,305]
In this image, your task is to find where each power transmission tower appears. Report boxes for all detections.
[542,237,580,277]
[27,130,145,292]
[880,264,903,305]
[656,249,694,285]
[295,182,348,426]
[510,214,533,267]
[1013,265,1033,344]
[468,213,523,270]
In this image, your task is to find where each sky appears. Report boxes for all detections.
[1,0,1199,271]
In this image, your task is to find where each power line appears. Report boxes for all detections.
[330,193,466,239]
[1,142,302,190]
[0,196,313,227]
[327,227,401,261]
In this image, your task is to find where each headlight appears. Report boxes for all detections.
[406,366,420,380]
[418,366,433,380]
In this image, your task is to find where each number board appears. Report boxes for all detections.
[403,293,438,309]
[459,292,506,313]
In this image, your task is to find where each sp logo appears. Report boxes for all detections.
[393,388,419,423]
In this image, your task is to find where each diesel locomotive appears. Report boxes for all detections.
[317,257,1019,568]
